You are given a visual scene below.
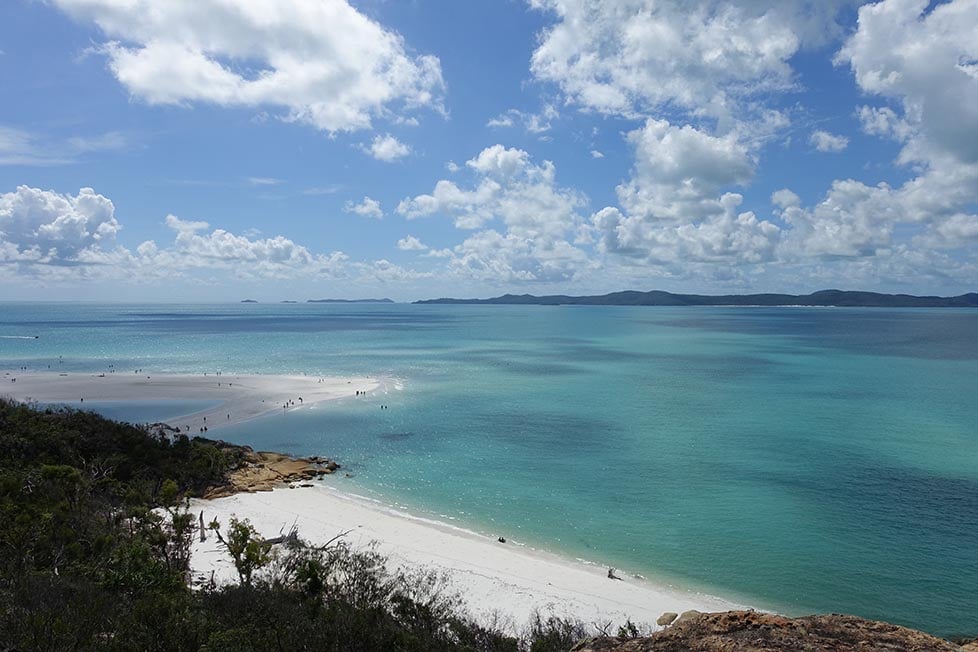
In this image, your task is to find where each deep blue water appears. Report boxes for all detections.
[1,302,976,637]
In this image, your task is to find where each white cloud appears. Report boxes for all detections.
[399,144,585,237]
[760,0,978,273]
[810,130,849,152]
[0,186,121,262]
[162,214,316,268]
[617,119,754,221]
[53,0,445,133]
[398,145,592,282]
[590,150,604,159]
[857,105,912,141]
[775,179,901,258]
[486,114,514,128]
[593,193,780,265]
[529,0,855,126]
[248,177,283,186]
[344,196,384,219]
[363,134,411,162]
[486,105,558,133]
[837,0,978,166]
[302,185,342,196]
[396,235,427,251]
[448,229,594,283]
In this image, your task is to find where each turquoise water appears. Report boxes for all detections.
[1,302,976,637]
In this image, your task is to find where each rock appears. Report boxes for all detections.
[570,611,963,652]
[656,612,678,626]
[674,609,701,625]
[326,460,340,471]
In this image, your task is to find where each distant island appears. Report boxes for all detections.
[240,299,258,303]
[307,298,395,304]
[281,300,298,304]
[415,289,978,308]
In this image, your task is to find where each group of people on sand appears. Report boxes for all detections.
[282,397,303,410]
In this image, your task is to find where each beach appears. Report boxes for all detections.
[190,484,744,632]
[1,370,378,431]
[1,368,744,630]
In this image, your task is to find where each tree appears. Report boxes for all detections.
[209,517,273,588]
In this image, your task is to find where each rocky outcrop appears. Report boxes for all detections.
[203,448,341,499]
[572,611,964,652]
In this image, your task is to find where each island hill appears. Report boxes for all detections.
[415,289,978,308]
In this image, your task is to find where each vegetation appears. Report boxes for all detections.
[0,398,601,651]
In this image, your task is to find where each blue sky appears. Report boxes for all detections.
[1,0,977,301]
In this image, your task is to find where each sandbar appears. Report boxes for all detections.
[0,371,378,431]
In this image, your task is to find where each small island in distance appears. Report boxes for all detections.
[415,289,978,308]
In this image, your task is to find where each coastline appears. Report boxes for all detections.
[190,483,747,632]
[2,368,750,629]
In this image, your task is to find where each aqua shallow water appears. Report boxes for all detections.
[2,302,977,637]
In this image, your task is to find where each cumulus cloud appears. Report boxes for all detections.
[0,184,364,287]
[837,0,978,166]
[529,0,855,126]
[162,214,318,270]
[810,130,849,152]
[616,119,754,221]
[397,144,592,282]
[364,134,411,162]
[396,235,427,250]
[754,0,978,272]
[344,196,384,219]
[398,144,585,236]
[593,193,780,265]
[857,105,912,142]
[0,186,121,263]
[53,0,444,133]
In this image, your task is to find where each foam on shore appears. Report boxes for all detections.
[190,485,746,633]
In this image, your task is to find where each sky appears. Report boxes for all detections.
[1,0,977,302]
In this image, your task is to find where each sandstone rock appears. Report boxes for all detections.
[571,611,963,652]
[674,610,701,625]
[656,612,678,626]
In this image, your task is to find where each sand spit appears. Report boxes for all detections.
[1,371,378,431]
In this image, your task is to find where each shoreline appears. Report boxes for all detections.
[2,369,752,629]
[190,483,748,632]
[0,370,378,432]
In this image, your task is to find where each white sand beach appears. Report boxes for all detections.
[190,485,745,633]
[0,370,378,430]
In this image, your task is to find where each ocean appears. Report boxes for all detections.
[1,302,976,637]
